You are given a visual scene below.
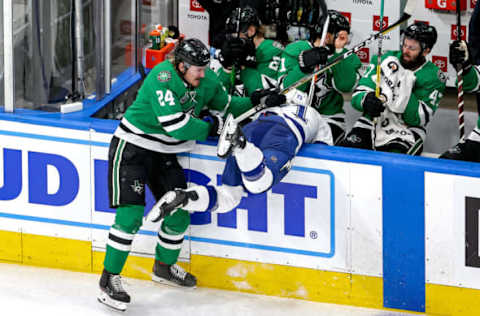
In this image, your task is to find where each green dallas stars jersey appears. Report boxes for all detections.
[463,65,480,92]
[114,60,252,153]
[216,39,284,95]
[277,40,362,116]
[352,51,446,128]
[462,65,480,129]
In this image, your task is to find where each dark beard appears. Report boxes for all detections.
[400,54,426,70]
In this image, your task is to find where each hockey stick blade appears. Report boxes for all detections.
[281,0,417,95]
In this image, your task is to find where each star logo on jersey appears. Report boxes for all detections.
[261,75,278,89]
[130,180,145,195]
[313,75,332,106]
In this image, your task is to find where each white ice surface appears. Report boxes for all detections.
[0,263,418,316]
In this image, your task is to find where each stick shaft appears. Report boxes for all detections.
[456,0,465,141]
[281,10,413,95]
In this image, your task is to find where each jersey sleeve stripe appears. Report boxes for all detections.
[157,112,185,124]
[119,122,187,145]
[159,114,190,133]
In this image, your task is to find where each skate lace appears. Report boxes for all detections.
[110,275,126,293]
[170,264,187,280]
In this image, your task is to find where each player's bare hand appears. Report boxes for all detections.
[335,31,349,50]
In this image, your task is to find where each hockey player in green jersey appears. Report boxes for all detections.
[441,40,480,162]
[216,6,284,96]
[339,22,446,155]
[97,38,262,311]
[278,10,362,144]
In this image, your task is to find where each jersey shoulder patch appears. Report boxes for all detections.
[157,70,172,82]
[437,70,447,84]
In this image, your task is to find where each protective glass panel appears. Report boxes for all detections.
[11,0,97,110]
[111,0,136,79]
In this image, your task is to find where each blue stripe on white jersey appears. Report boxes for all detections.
[296,105,307,121]
[285,115,306,144]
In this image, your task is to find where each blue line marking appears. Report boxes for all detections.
[0,130,110,147]
[180,152,223,162]
[186,236,333,257]
[0,210,334,257]
[0,212,109,230]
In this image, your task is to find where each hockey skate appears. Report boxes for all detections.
[152,260,197,288]
[217,113,246,158]
[97,269,130,311]
[147,189,199,222]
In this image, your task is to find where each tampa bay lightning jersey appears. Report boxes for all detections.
[254,104,333,153]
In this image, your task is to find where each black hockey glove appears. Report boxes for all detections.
[298,46,331,73]
[362,92,385,118]
[242,39,257,68]
[250,88,286,108]
[201,110,224,136]
[219,38,247,69]
[449,40,472,71]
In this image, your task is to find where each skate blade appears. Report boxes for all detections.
[97,291,128,312]
[151,274,197,289]
[217,113,236,158]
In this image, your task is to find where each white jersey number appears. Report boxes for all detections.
[268,56,287,73]
[156,90,175,106]
[428,90,442,107]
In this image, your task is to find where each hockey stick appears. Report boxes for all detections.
[232,0,417,125]
[455,0,466,142]
[375,0,385,99]
[280,0,417,96]
[229,8,242,95]
[306,0,329,106]
[307,6,329,106]
[372,0,386,150]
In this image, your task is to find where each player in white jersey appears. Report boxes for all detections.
[146,89,333,220]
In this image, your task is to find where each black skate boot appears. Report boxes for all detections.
[147,189,199,222]
[97,269,130,311]
[152,260,197,288]
[217,114,246,158]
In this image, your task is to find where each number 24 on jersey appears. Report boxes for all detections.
[156,90,175,106]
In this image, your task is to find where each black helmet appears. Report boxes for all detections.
[311,10,350,40]
[326,10,350,35]
[174,38,210,67]
[225,6,260,34]
[403,22,437,50]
